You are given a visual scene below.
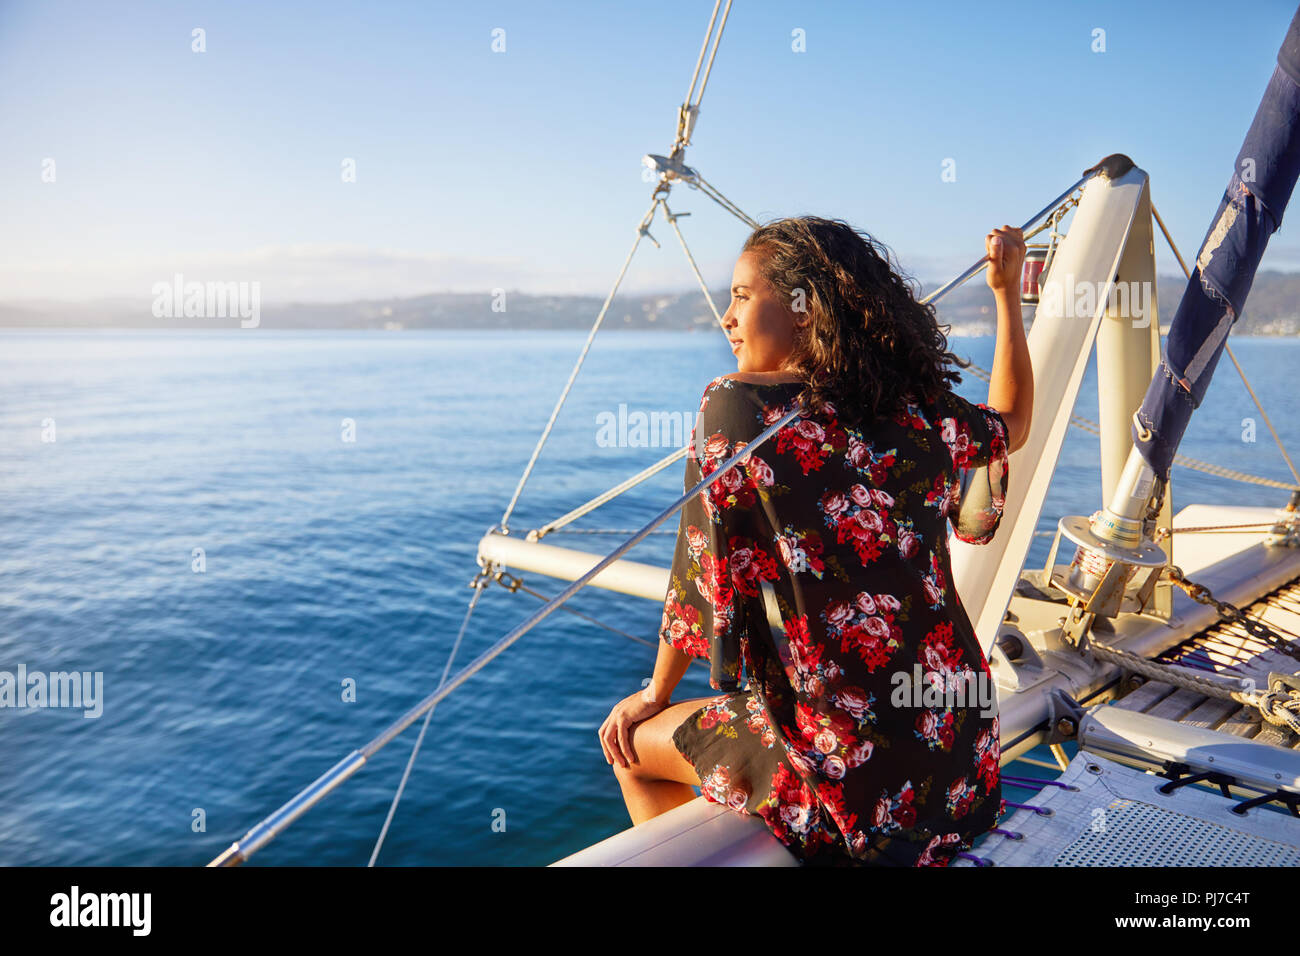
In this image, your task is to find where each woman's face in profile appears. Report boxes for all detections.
[723,250,800,373]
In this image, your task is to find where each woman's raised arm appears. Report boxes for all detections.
[983,225,1033,454]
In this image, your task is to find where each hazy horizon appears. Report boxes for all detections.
[4,0,1300,303]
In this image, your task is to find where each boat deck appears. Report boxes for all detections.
[955,749,1300,866]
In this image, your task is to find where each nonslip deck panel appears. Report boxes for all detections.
[956,752,1300,866]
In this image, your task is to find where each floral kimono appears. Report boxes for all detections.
[659,375,1009,866]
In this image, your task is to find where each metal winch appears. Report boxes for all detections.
[1051,448,1170,643]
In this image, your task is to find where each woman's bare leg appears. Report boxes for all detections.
[611,696,713,825]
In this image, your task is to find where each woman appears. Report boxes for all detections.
[598,216,1031,866]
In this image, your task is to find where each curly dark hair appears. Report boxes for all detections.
[741,216,969,427]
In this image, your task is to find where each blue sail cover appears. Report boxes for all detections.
[1133,6,1300,478]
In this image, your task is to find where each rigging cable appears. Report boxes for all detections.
[673,0,734,154]
[498,196,662,534]
[681,0,722,119]
[533,446,688,539]
[692,0,733,114]
[501,0,747,534]
[665,201,727,330]
[367,571,489,866]
[962,344,1298,492]
[690,173,760,229]
[496,569,707,665]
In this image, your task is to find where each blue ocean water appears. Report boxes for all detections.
[0,329,1296,866]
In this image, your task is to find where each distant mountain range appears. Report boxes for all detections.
[4,271,1300,335]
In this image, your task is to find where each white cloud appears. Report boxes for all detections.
[8,236,1295,306]
[0,242,742,303]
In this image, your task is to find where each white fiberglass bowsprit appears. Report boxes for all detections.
[209,1,1300,867]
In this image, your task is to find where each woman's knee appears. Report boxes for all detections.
[605,699,708,785]
[609,728,657,780]
[609,721,675,781]
[610,755,642,782]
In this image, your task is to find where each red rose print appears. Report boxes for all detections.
[659,381,1005,864]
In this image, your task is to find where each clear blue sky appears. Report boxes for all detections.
[2,0,1298,303]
